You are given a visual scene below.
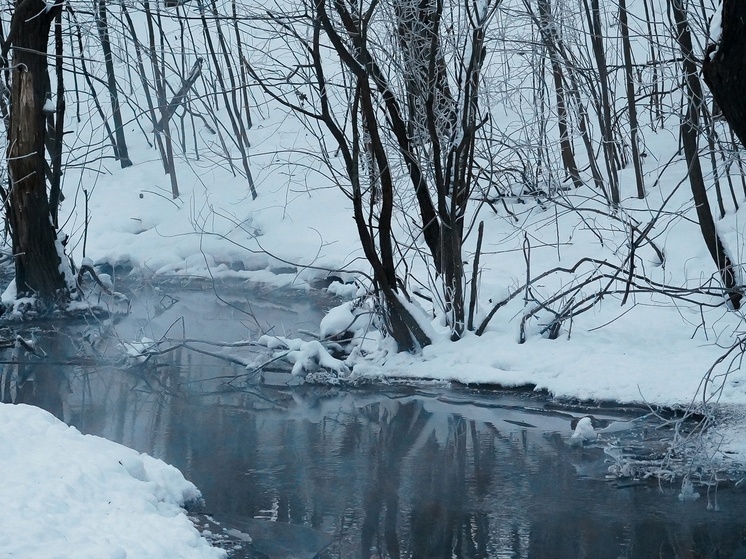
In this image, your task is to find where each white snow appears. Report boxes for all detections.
[0,403,225,559]
[256,335,349,375]
[120,336,158,363]
[34,0,744,467]
[319,301,360,339]
[2,0,746,552]
[569,416,597,445]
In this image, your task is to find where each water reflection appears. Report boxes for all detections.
[12,358,746,559]
[3,281,746,558]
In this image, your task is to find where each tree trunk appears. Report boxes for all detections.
[583,0,620,204]
[671,0,741,309]
[48,8,65,227]
[702,0,746,150]
[96,0,132,168]
[618,0,645,199]
[5,0,68,300]
[536,0,583,190]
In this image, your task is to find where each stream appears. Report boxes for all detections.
[7,279,746,559]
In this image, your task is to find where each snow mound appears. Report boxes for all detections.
[0,403,225,559]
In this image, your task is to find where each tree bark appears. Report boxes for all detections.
[702,0,746,149]
[96,0,132,168]
[671,0,741,309]
[536,0,583,190]
[619,0,645,199]
[5,0,68,300]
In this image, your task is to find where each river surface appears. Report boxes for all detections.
[6,280,746,558]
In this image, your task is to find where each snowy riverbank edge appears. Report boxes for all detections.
[0,403,226,559]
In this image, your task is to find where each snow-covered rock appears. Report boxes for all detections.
[569,416,598,446]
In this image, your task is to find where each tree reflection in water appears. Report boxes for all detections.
[12,349,746,559]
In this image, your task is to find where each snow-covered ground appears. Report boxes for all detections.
[60,122,746,460]
[0,403,225,559]
[39,0,744,459]
[3,0,746,554]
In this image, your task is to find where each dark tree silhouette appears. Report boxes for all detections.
[671,0,741,310]
[2,0,70,302]
[703,1,746,149]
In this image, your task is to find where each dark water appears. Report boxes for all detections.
[6,282,746,559]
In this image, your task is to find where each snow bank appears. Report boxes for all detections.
[0,403,225,559]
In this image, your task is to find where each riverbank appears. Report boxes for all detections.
[8,380,746,559]
[1,279,744,557]
[6,0,746,487]
[0,403,224,559]
[42,99,746,470]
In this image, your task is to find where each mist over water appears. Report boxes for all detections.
[10,282,746,558]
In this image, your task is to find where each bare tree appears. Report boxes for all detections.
[702,0,746,149]
[1,0,71,303]
[95,0,132,168]
[533,0,583,190]
[618,0,645,199]
[669,0,741,309]
[252,0,500,348]
[582,0,620,204]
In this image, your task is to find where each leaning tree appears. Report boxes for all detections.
[1,0,71,304]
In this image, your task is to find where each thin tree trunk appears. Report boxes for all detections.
[96,0,132,167]
[121,2,164,156]
[467,221,484,332]
[142,0,179,196]
[69,8,120,162]
[48,9,65,227]
[582,0,620,204]
[201,3,257,198]
[642,0,663,127]
[701,104,725,218]
[619,0,645,198]
[536,0,583,189]
[232,0,253,131]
